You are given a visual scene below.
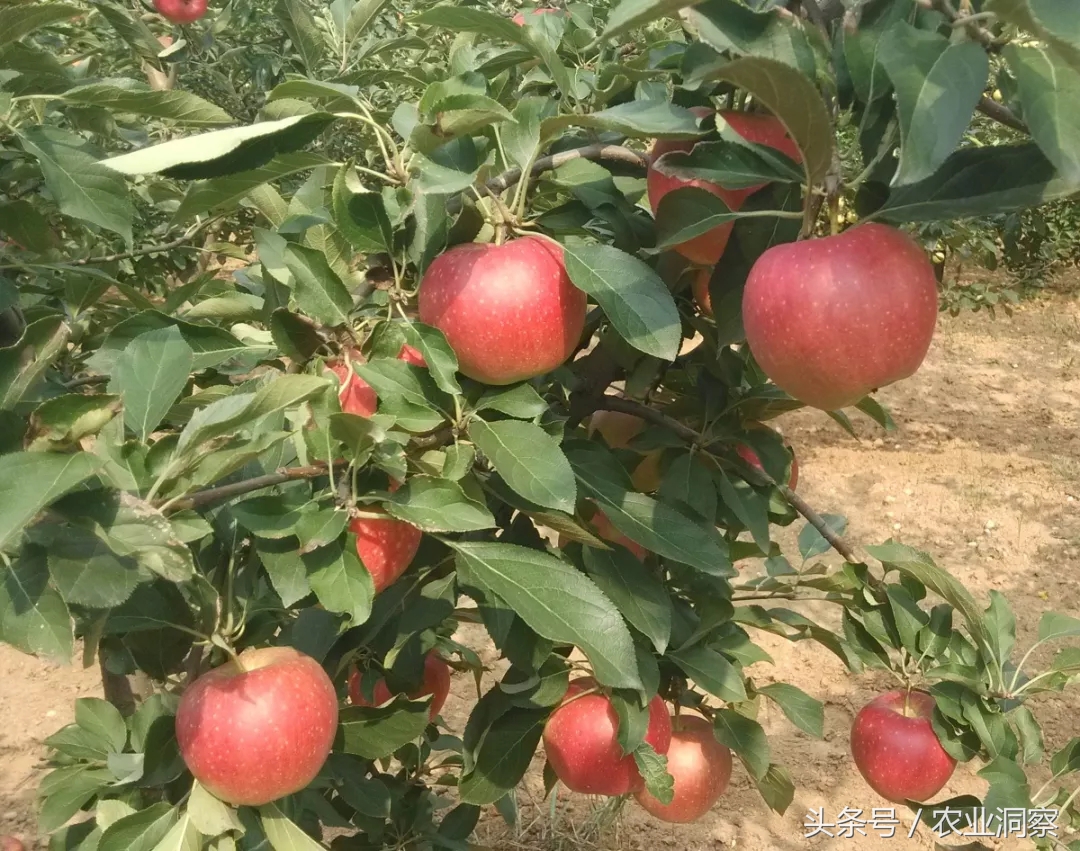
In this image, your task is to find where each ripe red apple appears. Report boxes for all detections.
[850,689,956,803]
[543,677,672,796]
[648,109,801,266]
[634,713,732,822]
[349,651,451,720]
[328,349,377,417]
[512,7,564,24]
[1,837,26,851]
[742,223,938,411]
[153,0,207,24]
[735,425,799,490]
[349,510,422,593]
[176,647,338,806]
[398,344,426,367]
[418,236,587,385]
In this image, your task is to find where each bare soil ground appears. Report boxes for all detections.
[3,288,1080,850]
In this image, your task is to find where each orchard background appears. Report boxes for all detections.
[1,0,1080,848]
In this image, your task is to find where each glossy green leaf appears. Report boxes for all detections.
[713,708,769,780]
[756,683,823,738]
[108,325,194,442]
[878,22,988,186]
[562,243,681,361]
[340,697,433,759]
[61,84,233,126]
[0,451,102,551]
[1006,44,1080,184]
[258,802,325,851]
[458,707,547,805]
[0,3,81,48]
[386,475,495,532]
[582,547,672,654]
[469,419,577,513]
[669,644,746,702]
[453,541,642,691]
[332,164,394,255]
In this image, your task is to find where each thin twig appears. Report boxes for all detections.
[155,463,340,513]
[591,395,862,564]
[72,216,224,266]
[928,0,1001,51]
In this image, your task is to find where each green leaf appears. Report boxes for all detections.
[542,101,706,141]
[713,708,769,780]
[276,0,326,73]
[19,126,133,244]
[340,696,433,759]
[386,476,495,532]
[354,359,449,422]
[755,683,823,738]
[61,84,233,126]
[878,23,988,187]
[582,546,672,654]
[1006,45,1080,185]
[669,644,746,702]
[1038,611,1080,642]
[101,113,336,181]
[331,165,394,255]
[797,514,847,561]
[258,802,325,851]
[688,0,816,76]
[633,744,674,805]
[0,3,81,48]
[702,56,833,188]
[282,243,354,327]
[1011,705,1044,764]
[988,0,1080,74]
[187,781,244,838]
[0,199,59,254]
[97,802,177,851]
[468,419,577,513]
[254,536,312,607]
[868,542,991,652]
[502,97,550,172]
[654,186,798,249]
[475,383,548,419]
[984,590,1017,668]
[346,0,392,45]
[601,0,705,41]
[400,322,461,396]
[295,507,349,554]
[304,539,373,626]
[46,528,148,608]
[38,765,113,833]
[174,153,329,223]
[716,470,769,551]
[107,325,194,442]
[0,315,71,410]
[0,451,102,551]
[755,763,795,815]
[1050,737,1080,776]
[458,707,547,805]
[88,311,260,373]
[148,813,199,851]
[562,243,681,361]
[652,139,802,189]
[452,541,642,691]
[657,454,716,522]
[872,143,1079,222]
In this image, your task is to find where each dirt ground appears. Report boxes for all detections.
[3,287,1079,850]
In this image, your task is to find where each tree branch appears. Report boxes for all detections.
[156,463,340,513]
[449,145,649,215]
[592,395,861,563]
[73,216,223,266]
[927,0,1001,52]
[976,95,1028,134]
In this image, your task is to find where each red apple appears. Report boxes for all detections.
[735,425,799,490]
[512,7,564,24]
[648,109,801,266]
[350,511,422,593]
[590,510,648,560]
[176,647,338,806]
[634,713,732,822]
[349,652,451,720]
[850,689,956,803]
[742,223,938,411]
[543,677,671,796]
[153,0,207,24]
[328,349,377,417]
[418,236,587,385]
[398,344,426,367]
[692,267,713,316]
[1,837,26,851]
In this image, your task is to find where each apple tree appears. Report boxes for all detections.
[1,0,1079,848]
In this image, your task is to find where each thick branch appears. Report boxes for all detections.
[157,464,338,512]
[592,395,861,563]
[449,145,649,215]
[976,95,1028,134]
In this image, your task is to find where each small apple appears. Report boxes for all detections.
[176,647,338,806]
[648,109,802,266]
[850,689,957,803]
[418,236,587,385]
[1,837,26,851]
[512,7,564,24]
[634,713,732,823]
[349,651,451,720]
[350,509,422,594]
[742,223,938,411]
[153,0,207,24]
[328,349,377,417]
[398,344,426,367]
[543,677,672,796]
